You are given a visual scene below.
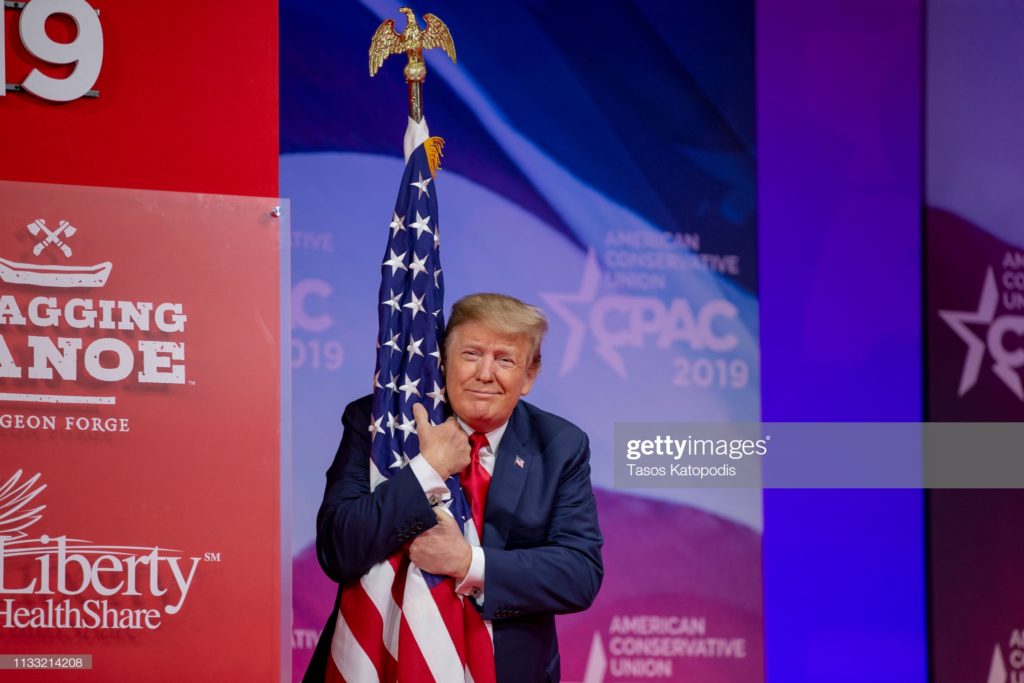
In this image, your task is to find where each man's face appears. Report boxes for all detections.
[444,320,537,434]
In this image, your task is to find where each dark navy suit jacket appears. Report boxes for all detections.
[304,394,603,683]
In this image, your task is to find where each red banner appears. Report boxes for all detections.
[0,180,286,680]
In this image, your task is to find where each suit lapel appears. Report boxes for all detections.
[483,403,533,549]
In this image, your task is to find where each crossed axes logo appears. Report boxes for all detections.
[27,219,77,258]
[1,218,110,288]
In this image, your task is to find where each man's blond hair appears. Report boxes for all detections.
[444,293,548,373]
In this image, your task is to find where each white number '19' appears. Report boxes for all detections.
[1,0,103,102]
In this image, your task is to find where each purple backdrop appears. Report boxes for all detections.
[925,3,1024,682]
[758,2,928,682]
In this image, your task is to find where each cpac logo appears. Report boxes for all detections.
[291,279,345,371]
[541,250,738,378]
[565,633,607,683]
[987,630,1024,683]
[0,470,207,630]
[940,268,1024,401]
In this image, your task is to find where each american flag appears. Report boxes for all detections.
[327,140,496,683]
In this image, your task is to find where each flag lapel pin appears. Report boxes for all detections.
[514,455,525,469]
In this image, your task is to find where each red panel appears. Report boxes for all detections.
[0,1,278,197]
[0,180,282,680]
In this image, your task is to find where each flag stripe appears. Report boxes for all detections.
[403,566,467,681]
[338,577,389,679]
[430,581,468,666]
[465,604,497,682]
[397,599,438,683]
[331,605,381,683]
[361,561,402,660]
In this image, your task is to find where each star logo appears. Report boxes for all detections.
[540,248,629,378]
[987,643,1007,683]
[540,249,600,377]
[561,632,607,683]
[939,268,1024,400]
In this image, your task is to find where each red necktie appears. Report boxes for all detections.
[461,432,492,539]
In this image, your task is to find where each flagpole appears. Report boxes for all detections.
[325,11,495,683]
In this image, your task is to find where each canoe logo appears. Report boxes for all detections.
[0,219,112,288]
[0,218,189,405]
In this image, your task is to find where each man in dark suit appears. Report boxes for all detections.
[305,293,603,683]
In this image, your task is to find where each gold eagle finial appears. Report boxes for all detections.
[369,8,456,122]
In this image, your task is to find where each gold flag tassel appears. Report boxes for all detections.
[423,136,445,177]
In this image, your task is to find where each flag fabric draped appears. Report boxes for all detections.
[327,139,496,683]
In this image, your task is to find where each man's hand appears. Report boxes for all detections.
[409,509,472,579]
[412,403,470,479]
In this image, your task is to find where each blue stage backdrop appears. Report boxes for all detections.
[283,2,760,680]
